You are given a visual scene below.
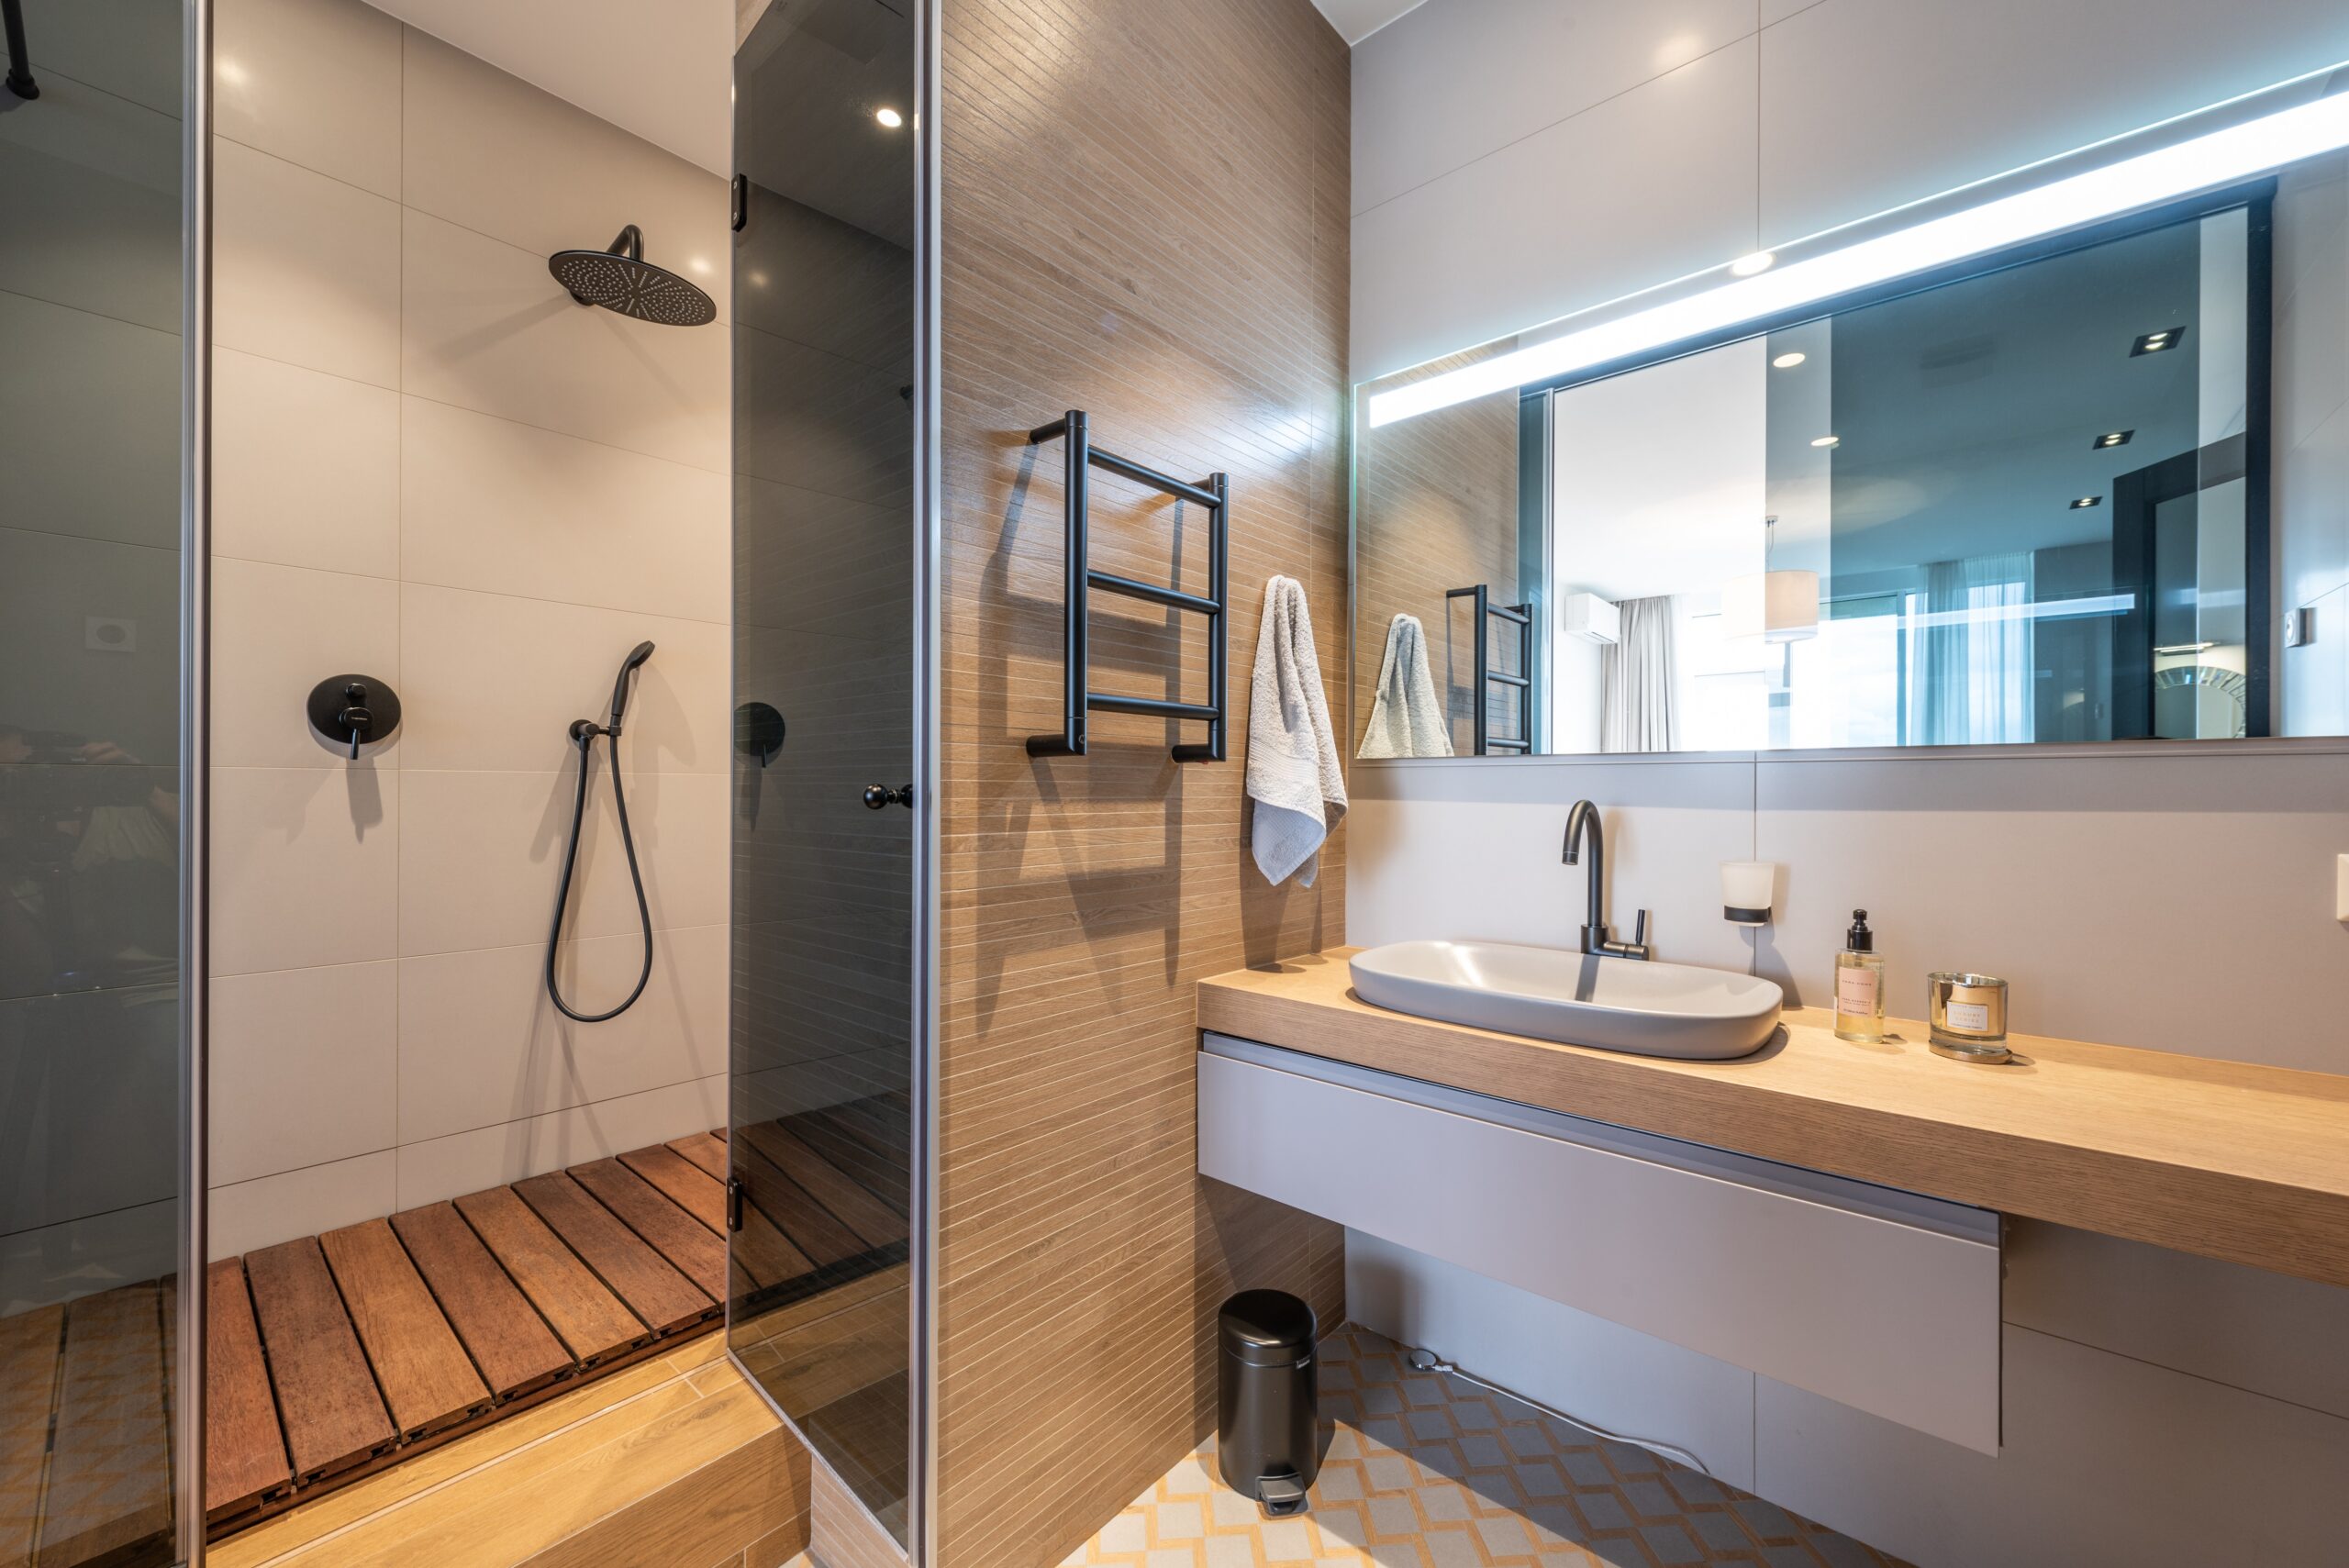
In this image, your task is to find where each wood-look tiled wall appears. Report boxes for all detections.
[936,3,1352,1565]
[1353,358,1523,757]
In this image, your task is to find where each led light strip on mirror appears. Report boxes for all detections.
[1366,82,2349,428]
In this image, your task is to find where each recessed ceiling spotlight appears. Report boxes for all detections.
[2092,428,2134,449]
[1731,251,1776,277]
[1771,351,1807,369]
[2130,326,2185,356]
[2070,495,2103,508]
[1810,435,1840,448]
[874,106,904,128]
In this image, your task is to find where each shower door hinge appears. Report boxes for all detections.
[726,1175,744,1232]
[730,174,748,233]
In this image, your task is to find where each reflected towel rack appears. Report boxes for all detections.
[1026,410,1230,762]
[1448,584,1531,756]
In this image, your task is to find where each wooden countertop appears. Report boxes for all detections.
[1197,950,2349,1289]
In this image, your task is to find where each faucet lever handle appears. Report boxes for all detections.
[1631,908,1649,946]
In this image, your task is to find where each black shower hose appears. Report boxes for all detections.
[545,720,654,1022]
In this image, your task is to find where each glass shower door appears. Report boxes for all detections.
[729,0,920,1548]
[0,1,195,1563]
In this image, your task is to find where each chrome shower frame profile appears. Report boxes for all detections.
[910,0,942,1561]
[180,0,213,1559]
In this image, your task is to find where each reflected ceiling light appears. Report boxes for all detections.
[1810,434,1840,448]
[1724,517,1820,644]
[2154,640,2219,655]
[1365,88,2349,428]
[1731,251,1776,276]
[2092,428,2134,448]
[2131,326,2185,355]
[2070,495,2103,508]
[1772,350,1808,369]
[874,106,904,128]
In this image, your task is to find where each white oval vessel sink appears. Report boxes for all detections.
[1349,940,1783,1061]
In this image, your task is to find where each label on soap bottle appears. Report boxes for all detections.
[1835,967,1878,1018]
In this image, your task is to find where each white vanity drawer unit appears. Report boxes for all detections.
[1197,1033,2003,1453]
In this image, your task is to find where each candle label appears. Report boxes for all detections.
[1945,1000,1991,1032]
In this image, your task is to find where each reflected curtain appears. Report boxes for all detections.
[1600,595,1678,753]
[1913,553,2034,745]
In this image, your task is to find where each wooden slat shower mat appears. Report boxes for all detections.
[198,1107,911,1542]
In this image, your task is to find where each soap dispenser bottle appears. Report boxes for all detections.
[1833,909,1887,1043]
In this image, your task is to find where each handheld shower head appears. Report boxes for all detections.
[609,641,656,729]
[549,225,717,327]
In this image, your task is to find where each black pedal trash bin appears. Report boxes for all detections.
[1216,1289,1320,1517]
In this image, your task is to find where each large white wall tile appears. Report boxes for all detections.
[1348,758,1757,973]
[1353,0,1753,216]
[215,139,402,387]
[400,396,729,621]
[397,584,727,773]
[394,1073,726,1210]
[1757,1327,2349,1567]
[1753,750,2349,1066]
[396,923,728,1145]
[211,766,398,975]
[213,557,401,768]
[213,348,400,577]
[399,27,729,311]
[208,1150,397,1261]
[396,768,727,957]
[0,293,182,553]
[400,210,729,472]
[0,73,182,330]
[1352,39,1758,383]
[0,526,184,766]
[210,961,398,1185]
[216,0,401,196]
[18,0,185,120]
[1758,0,2349,247]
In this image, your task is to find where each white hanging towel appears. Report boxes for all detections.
[1246,574,1348,886]
[1357,613,1453,759]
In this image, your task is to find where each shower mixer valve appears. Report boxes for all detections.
[306,673,400,760]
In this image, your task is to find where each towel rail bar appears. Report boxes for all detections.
[1448,584,1534,756]
[1026,410,1229,762]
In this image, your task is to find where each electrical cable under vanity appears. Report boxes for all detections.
[1401,1346,1713,1478]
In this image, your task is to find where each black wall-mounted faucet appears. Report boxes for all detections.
[307,673,400,760]
[1562,799,1652,961]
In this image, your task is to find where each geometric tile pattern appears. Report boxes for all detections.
[1061,1326,1909,1568]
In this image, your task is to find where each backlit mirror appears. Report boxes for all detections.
[1353,72,2348,759]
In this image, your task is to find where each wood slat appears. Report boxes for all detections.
[513,1174,712,1337]
[0,1304,64,1568]
[455,1187,649,1365]
[740,1120,907,1250]
[243,1240,396,1484]
[618,1142,727,1235]
[39,1284,175,1567]
[786,1106,907,1214]
[666,1130,729,1184]
[569,1158,729,1303]
[390,1203,573,1401]
[739,1143,866,1270]
[319,1220,492,1440]
[204,1261,290,1519]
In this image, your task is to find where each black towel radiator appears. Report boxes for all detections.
[1025,411,1230,762]
[1448,584,1532,756]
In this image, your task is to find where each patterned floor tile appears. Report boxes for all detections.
[1061,1326,1909,1568]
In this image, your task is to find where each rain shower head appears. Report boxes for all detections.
[549,225,716,327]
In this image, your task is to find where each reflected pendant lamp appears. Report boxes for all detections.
[1723,517,1820,642]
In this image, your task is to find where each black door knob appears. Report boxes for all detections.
[862,784,914,809]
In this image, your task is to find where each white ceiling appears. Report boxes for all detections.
[1309,0,1429,46]
[367,0,733,175]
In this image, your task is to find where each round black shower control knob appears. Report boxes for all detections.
[307,673,400,760]
[862,784,914,810]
